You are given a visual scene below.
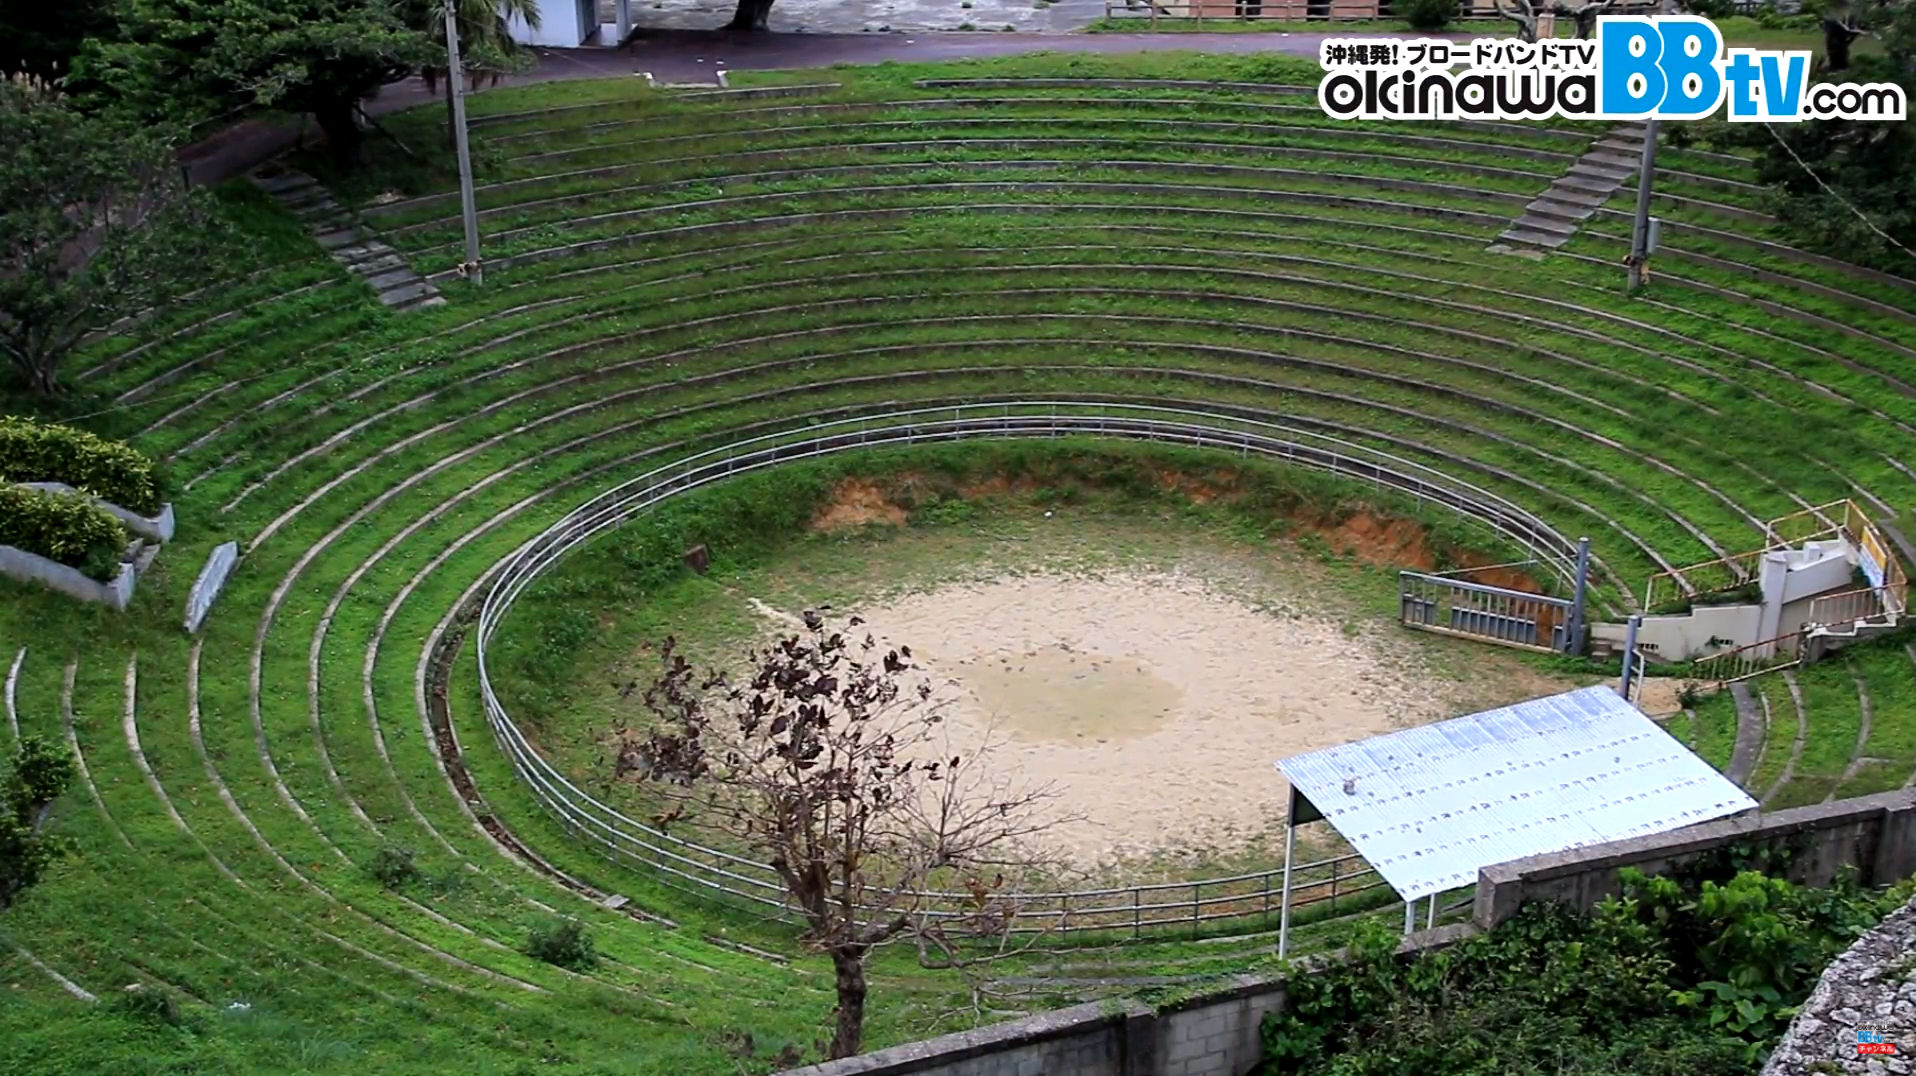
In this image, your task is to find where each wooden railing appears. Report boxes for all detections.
[1765,500,1853,548]
[1641,547,1765,613]
[1647,500,1880,615]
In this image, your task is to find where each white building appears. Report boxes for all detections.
[506,0,632,48]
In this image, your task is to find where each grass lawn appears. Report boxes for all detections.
[1,51,1911,1076]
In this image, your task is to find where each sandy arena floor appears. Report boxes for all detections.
[782,569,1540,874]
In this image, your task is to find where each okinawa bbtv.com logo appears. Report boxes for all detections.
[1316,16,1907,122]
[1856,1027,1899,1057]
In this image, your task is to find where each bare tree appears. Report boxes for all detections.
[612,612,1061,1060]
[1492,0,1545,43]
[1560,0,1617,40]
[1491,0,1615,43]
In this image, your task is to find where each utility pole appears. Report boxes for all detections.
[443,0,484,285]
[1565,535,1591,656]
[1626,117,1660,293]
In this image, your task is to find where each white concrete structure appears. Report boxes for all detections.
[1593,533,1889,661]
[17,482,173,543]
[506,0,630,46]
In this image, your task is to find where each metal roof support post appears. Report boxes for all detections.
[1619,614,1642,698]
[1277,820,1297,959]
[1403,900,1415,937]
[1426,894,1436,930]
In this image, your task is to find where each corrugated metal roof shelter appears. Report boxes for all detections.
[1269,685,1756,954]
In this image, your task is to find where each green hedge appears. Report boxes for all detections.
[0,416,162,516]
[0,486,128,583]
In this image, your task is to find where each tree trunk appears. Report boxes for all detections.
[313,96,364,170]
[827,949,868,1059]
[1823,21,1857,71]
[722,0,774,31]
[18,353,61,398]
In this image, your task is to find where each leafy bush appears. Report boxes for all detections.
[526,918,595,971]
[0,485,126,581]
[367,846,422,890]
[0,416,163,515]
[1402,0,1454,31]
[1259,869,1909,1075]
[109,984,181,1027]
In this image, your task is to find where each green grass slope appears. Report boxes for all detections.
[2,52,1914,1075]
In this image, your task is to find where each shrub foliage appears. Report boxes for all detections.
[0,415,162,514]
[526,918,596,971]
[1,736,78,914]
[0,485,127,581]
[1259,868,1910,1076]
[1402,0,1455,30]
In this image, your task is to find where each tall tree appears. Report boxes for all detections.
[1720,0,1916,271]
[82,0,435,168]
[0,83,221,398]
[724,0,778,32]
[0,0,115,86]
[614,613,1059,1059]
[410,0,542,148]
[0,737,77,914]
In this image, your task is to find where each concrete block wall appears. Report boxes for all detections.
[774,1001,1140,1076]
[1475,789,1916,928]
[1156,976,1288,1076]
[773,927,1479,1076]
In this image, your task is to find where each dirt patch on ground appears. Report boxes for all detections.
[816,472,1544,593]
[955,474,1044,500]
[812,570,1579,874]
[810,478,907,533]
[1634,676,1705,718]
[1147,465,1233,505]
[1315,510,1544,594]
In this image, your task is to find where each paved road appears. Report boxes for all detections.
[180,26,1423,184]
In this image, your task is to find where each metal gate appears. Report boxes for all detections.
[1399,571,1576,654]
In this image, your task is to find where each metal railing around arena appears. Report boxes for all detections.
[473,401,1585,938]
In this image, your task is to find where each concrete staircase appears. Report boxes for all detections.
[251,169,445,311]
[1804,607,1903,660]
[1495,121,1650,251]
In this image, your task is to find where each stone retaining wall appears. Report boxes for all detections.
[1762,894,1916,1075]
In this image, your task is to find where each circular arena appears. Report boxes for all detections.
[5,53,1916,1074]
